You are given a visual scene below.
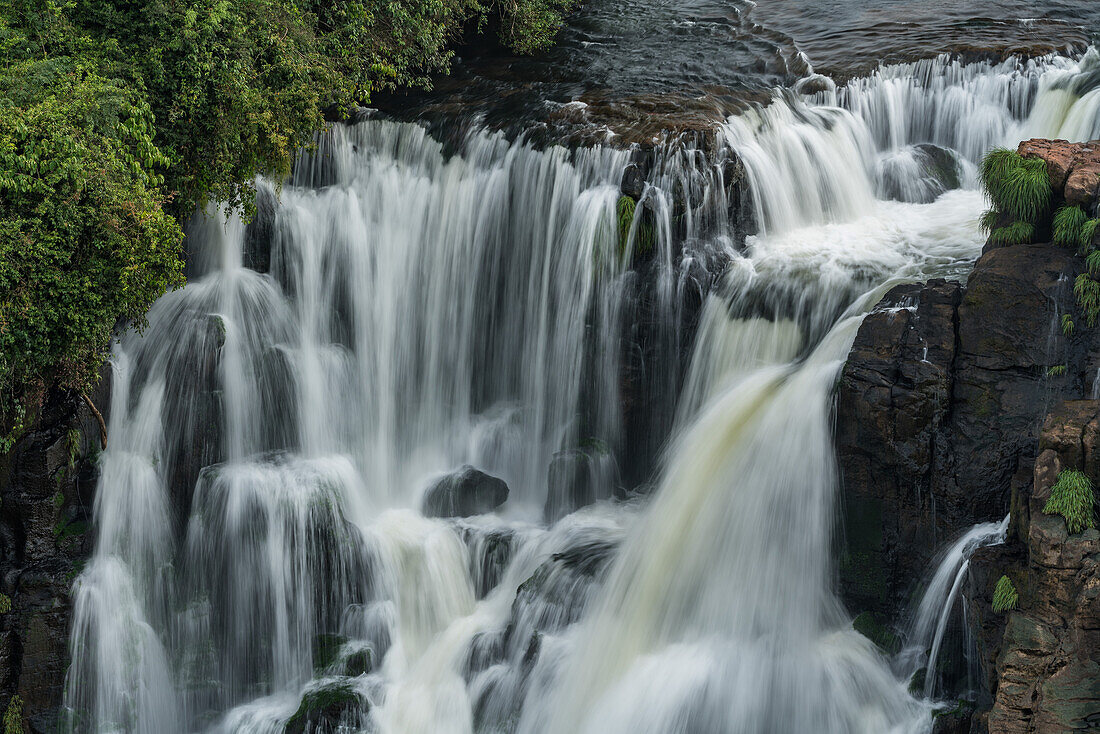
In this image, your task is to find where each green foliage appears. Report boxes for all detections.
[1046,364,1067,377]
[2,694,20,734]
[980,148,1051,224]
[1075,274,1100,327]
[1043,469,1097,535]
[992,575,1018,613]
[0,594,9,614]
[0,63,185,420]
[979,208,1000,234]
[1062,313,1075,337]
[988,221,1034,246]
[495,0,580,53]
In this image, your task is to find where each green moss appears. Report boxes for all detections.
[312,634,346,672]
[851,611,900,654]
[0,594,10,615]
[1043,469,1097,535]
[992,575,1018,613]
[285,681,365,734]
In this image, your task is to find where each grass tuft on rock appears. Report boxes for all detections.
[981,148,1051,225]
[1075,274,1100,327]
[1062,314,1075,337]
[1043,469,1097,535]
[1046,364,1067,377]
[3,695,21,734]
[992,575,1018,613]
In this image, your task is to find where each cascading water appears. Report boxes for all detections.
[899,516,1010,700]
[64,47,1100,734]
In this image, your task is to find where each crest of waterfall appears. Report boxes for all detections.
[898,517,1010,700]
[62,48,1100,734]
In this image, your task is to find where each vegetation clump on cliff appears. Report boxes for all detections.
[0,0,578,446]
[1043,469,1097,535]
[979,148,1051,247]
[991,575,1018,613]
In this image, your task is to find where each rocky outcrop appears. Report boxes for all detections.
[0,375,107,733]
[1018,139,1100,211]
[837,137,1100,730]
[967,401,1100,734]
[422,465,509,518]
[837,242,1084,618]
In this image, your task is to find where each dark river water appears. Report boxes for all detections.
[376,0,1099,142]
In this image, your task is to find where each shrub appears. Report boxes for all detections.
[1043,469,1097,534]
[992,575,1018,613]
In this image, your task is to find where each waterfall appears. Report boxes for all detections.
[899,517,1010,700]
[63,48,1100,734]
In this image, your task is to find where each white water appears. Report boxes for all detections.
[63,49,1100,734]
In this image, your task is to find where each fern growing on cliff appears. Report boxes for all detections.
[1043,469,1097,534]
[1062,314,1075,337]
[992,575,1018,613]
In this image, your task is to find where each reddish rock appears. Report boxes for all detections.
[1017,138,1100,212]
[980,400,1100,734]
[1018,139,1078,192]
[1065,161,1100,208]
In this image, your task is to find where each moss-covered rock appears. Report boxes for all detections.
[284,680,368,734]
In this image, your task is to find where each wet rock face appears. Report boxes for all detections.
[836,278,961,614]
[837,239,1094,620]
[0,374,107,733]
[422,466,509,518]
[967,401,1100,734]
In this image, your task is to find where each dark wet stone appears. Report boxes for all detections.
[422,466,509,518]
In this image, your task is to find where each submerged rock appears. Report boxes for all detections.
[422,466,509,518]
[543,444,615,522]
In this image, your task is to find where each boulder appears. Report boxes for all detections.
[1018,138,1100,212]
[422,466,508,518]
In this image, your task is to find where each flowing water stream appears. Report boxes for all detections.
[64,46,1100,734]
